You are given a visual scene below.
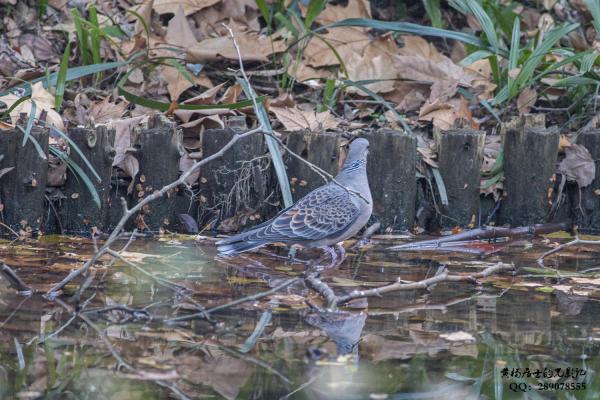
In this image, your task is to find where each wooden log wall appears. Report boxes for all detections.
[2,114,600,237]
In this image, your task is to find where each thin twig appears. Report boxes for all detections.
[537,236,600,267]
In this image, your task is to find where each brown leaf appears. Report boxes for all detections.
[187,23,285,62]
[153,0,220,15]
[558,144,596,187]
[88,96,128,123]
[165,5,198,48]
[0,82,64,130]
[179,152,200,184]
[270,106,339,132]
[314,0,371,25]
[47,157,67,187]
[517,87,537,115]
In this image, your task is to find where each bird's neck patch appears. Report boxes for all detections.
[343,159,366,172]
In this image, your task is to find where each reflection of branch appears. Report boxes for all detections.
[305,263,514,308]
[167,277,300,323]
[537,236,600,267]
[54,297,191,400]
[46,126,263,296]
[1,263,32,294]
[389,222,571,251]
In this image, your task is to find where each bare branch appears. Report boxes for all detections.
[537,236,600,267]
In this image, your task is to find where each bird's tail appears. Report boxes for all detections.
[216,228,266,256]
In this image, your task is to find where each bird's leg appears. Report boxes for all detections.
[333,243,346,266]
[314,246,338,270]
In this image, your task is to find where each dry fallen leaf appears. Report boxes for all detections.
[88,96,128,123]
[0,82,64,130]
[187,23,286,62]
[557,143,596,187]
[517,87,537,115]
[153,0,221,15]
[270,106,339,132]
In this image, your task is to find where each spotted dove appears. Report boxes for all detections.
[217,138,372,263]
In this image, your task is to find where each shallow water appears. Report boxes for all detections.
[0,234,599,399]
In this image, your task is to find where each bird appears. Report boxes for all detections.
[216,138,372,267]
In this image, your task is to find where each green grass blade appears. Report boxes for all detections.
[513,23,579,92]
[508,17,520,96]
[237,77,293,207]
[508,17,520,70]
[317,18,508,56]
[343,79,413,134]
[580,50,598,73]
[0,55,143,97]
[584,0,600,37]
[466,0,499,51]
[460,50,493,66]
[88,6,102,65]
[0,95,30,119]
[17,124,47,160]
[46,125,102,182]
[422,0,442,28]
[431,167,448,206]
[21,101,37,147]
[71,8,91,65]
[50,147,101,208]
[319,78,336,112]
[54,43,71,110]
[255,0,271,26]
[304,0,328,28]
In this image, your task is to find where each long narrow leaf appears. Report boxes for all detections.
[317,18,509,56]
[88,6,102,65]
[46,125,102,182]
[304,0,328,28]
[584,0,600,37]
[466,0,499,51]
[50,147,101,208]
[21,101,37,147]
[17,124,47,160]
[71,8,91,65]
[255,0,270,25]
[508,17,520,96]
[0,95,30,118]
[237,77,293,207]
[0,55,143,97]
[54,43,71,110]
[343,79,413,134]
[422,0,442,28]
[513,23,579,92]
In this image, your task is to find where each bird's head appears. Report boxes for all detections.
[341,138,370,172]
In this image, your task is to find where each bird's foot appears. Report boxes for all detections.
[314,244,346,271]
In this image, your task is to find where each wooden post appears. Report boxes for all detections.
[60,126,115,234]
[198,128,274,231]
[363,129,417,231]
[0,127,49,233]
[284,131,343,200]
[437,129,485,227]
[499,118,559,226]
[133,116,182,232]
[575,129,600,231]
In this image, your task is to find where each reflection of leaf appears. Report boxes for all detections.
[182,354,252,400]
